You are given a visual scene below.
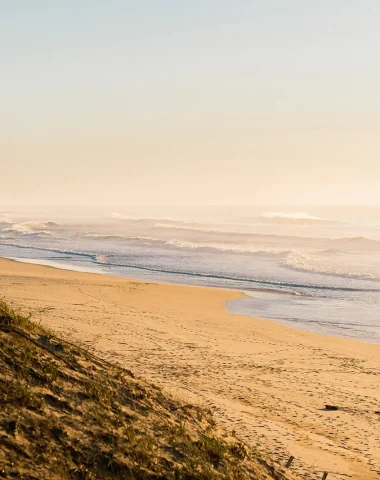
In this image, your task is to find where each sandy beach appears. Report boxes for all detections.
[0,257,379,479]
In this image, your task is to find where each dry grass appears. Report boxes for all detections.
[0,299,295,480]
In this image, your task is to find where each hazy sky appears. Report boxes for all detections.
[2,1,380,206]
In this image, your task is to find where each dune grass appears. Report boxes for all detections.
[0,299,293,480]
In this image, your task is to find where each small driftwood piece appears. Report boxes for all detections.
[285,456,294,468]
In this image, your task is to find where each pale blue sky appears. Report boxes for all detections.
[1,1,380,205]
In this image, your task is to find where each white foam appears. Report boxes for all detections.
[283,251,380,280]
[166,238,289,255]
[4,221,60,235]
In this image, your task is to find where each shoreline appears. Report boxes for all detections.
[0,256,379,479]
[4,253,379,346]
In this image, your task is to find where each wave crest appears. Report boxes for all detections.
[259,211,332,224]
[283,251,380,280]
[3,221,60,235]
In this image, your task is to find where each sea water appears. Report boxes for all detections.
[0,205,379,343]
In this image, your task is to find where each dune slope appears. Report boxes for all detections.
[0,300,293,480]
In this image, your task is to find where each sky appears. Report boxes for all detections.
[1,1,380,206]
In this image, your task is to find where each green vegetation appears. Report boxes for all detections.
[0,300,292,480]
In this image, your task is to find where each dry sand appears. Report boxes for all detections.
[0,257,379,479]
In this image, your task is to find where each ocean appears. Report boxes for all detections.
[0,205,379,343]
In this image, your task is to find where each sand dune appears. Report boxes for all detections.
[0,257,379,479]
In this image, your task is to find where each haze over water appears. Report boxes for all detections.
[1,205,379,343]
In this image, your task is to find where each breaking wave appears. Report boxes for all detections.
[283,251,380,280]
[84,233,164,244]
[258,211,336,224]
[84,233,127,240]
[165,239,290,255]
[155,222,215,232]
[3,221,60,235]
[112,213,180,222]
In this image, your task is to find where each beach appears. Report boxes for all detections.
[2,206,380,345]
[1,257,379,479]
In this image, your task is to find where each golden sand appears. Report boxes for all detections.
[0,257,379,479]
